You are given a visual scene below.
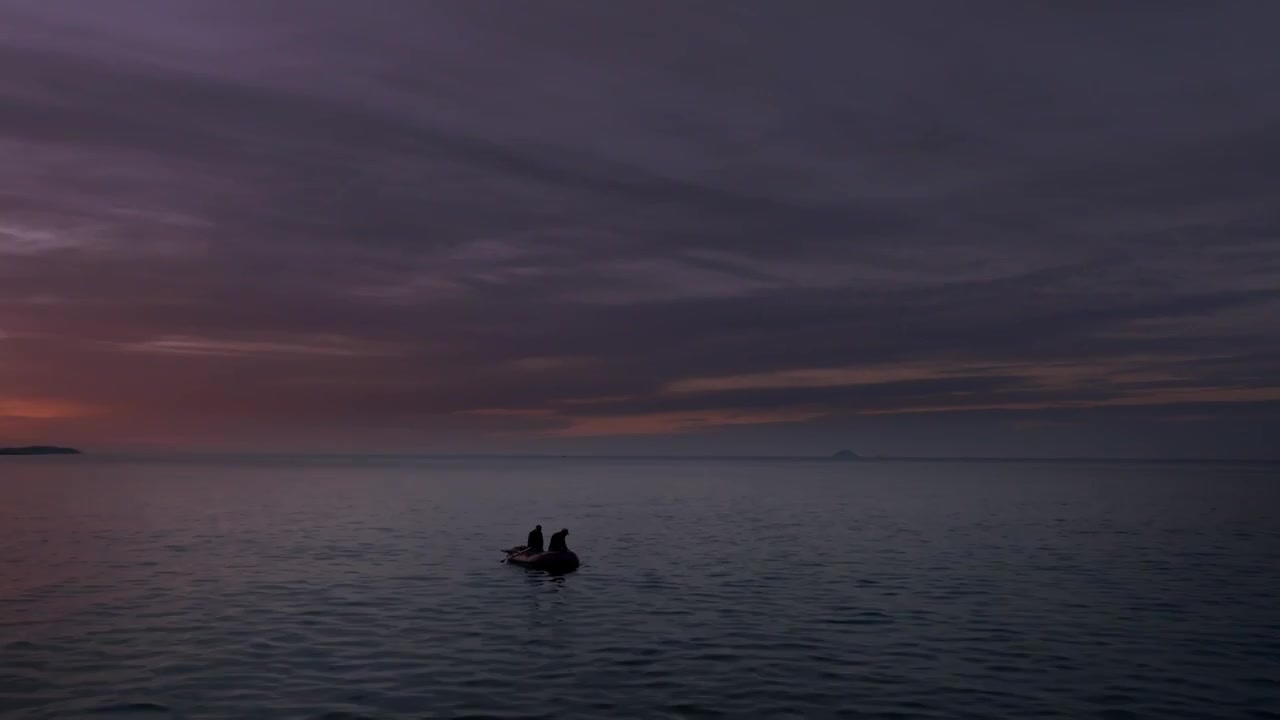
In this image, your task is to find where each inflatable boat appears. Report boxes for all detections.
[502,545,580,574]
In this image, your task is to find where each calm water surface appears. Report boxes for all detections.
[2,456,1278,719]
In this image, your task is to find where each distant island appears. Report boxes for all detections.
[0,446,82,456]
[830,449,861,460]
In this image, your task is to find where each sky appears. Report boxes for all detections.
[2,1,1279,457]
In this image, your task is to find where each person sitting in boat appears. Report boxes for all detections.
[526,524,544,553]
[548,528,570,552]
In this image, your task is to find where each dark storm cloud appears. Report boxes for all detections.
[2,1,1279,455]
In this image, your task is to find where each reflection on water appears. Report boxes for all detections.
[2,456,1278,718]
[524,572,570,587]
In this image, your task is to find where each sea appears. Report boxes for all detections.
[1,455,1277,719]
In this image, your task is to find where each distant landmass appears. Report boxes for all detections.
[830,449,860,460]
[0,446,82,456]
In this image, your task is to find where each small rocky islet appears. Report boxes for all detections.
[0,445,82,456]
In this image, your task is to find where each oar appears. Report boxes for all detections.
[500,546,529,563]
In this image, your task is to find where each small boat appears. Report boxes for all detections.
[502,545,580,574]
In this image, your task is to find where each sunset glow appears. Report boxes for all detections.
[1,3,1277,457]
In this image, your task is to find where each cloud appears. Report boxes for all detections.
[551,408,829,438]
[114,335,389,358]
[666,366,950,394]
[508,356,598,372]
[1,2,1278,455]
[0,398,92,419]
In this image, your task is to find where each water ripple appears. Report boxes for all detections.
[2,458,1278,718]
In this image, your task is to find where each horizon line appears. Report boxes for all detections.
[29,450,1280,464]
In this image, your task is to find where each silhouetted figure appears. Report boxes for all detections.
[548,528,569,553]
[527,524,544,553]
